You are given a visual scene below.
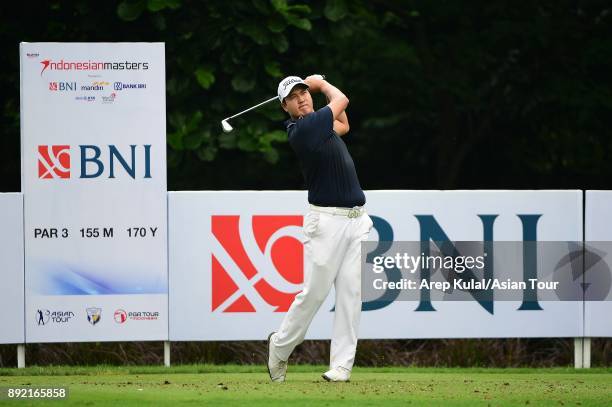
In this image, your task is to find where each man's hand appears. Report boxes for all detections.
[304,75,325,93]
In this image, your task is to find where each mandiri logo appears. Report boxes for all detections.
[211,215,304,312]
[38,145,70,179]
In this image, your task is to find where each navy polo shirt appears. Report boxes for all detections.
[286,106,366,208]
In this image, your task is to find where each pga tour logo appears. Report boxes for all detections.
[211,215,304,312]
[37,144,152,179]
[114,309,128,324]
[114,309,160,323]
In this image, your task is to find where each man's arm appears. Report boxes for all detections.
[320,89,350,136]
[304,75,349,121]
[333,113,349,136]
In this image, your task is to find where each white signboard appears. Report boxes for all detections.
[21,43,168,343]
[584,190,612,337]
[169,190,583,341]
[0,194,25,344]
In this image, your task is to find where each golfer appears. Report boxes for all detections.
[268,75,373,382]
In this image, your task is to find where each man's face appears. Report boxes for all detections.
[282,85,313,118]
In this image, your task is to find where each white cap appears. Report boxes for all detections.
[277,76,308,103]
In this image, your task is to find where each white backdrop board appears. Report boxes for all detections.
[0,193,25,344]
[20,43,168,343]
[169,190,583,341]
[584,190,612,337]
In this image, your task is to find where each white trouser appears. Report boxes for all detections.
[271,206,373,371]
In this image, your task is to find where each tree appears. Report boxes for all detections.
[1,0,611,191]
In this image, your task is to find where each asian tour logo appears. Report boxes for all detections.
[36,309,74,325]
[211,215,304,312]
[37,144,152,179]
[38,145,70,179]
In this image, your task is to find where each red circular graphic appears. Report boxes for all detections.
[114,309,127,324]
[271,236,303,284]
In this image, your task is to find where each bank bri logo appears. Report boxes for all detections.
[37,145,152,179]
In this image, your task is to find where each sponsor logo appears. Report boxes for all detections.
[36,309,49,325]
[360,214,553,315]
[36,144,152,179]
[101,92,117,104]
[114,309,127,324]
[80,81,108,91]
[211,215,304,312]
[113,81,146,91]
[36,309,75,325]
[86,307,102,325]
[127,311,160,321]
[75,95,96,102]
[114,309,159,323]
[38,145,70,179]
[40,59,149,76]
[49,81,76,91]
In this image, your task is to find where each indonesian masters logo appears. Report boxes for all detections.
[40,59,150,76]
[211,215,304,312]
[38,145,70,179]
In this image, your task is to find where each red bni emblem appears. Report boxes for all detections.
[38,145,70,179]
[211,215,304,312]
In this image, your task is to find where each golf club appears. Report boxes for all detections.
[221,74,325,133]
[221,96,278,133]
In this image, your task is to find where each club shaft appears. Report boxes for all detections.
[224,96,278,121]
[222,75,326,122]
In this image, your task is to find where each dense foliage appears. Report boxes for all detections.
[1,0,610,191]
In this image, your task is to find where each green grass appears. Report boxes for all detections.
[1,365,610,406]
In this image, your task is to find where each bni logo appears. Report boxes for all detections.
[211,215,304,312]
[37,145,152,179]
[49,82,76,91]
[38,145,70,179]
